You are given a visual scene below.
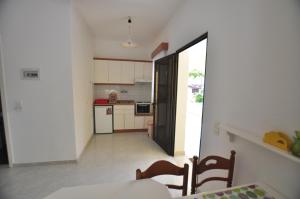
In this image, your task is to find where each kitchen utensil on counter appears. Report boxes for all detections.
[94,99,109,105]
[109,91,118,104]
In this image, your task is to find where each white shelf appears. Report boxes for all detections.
[219,123,300,164]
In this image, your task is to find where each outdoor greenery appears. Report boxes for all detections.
[195,93,204,103]
[188,68,204,103]
[189,69,204,79]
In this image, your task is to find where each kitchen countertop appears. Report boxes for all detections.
[94,100,135,106]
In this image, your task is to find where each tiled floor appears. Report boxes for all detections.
[0,133,189,199]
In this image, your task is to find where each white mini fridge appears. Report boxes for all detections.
[94,105,113,134]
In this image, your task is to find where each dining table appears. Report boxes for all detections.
[44,180,287,199]
[43,179,172,199]
[175,183,286,199]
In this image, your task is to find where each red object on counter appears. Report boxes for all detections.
[94,99,109,105]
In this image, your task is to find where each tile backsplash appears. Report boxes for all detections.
[94,84,152,102]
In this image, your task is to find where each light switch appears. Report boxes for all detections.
[21,69,39,80]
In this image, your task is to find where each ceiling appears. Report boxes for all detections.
[73,0,185,46]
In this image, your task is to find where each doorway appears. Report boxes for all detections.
[176,33,208,158]
[179,37,208,157]
[0,35,8,165]
[153,33,208,157]
[0,90,8,164]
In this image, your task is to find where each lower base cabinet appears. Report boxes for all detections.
[113,105,134,130]
[113,113,124,130]
[113,105,153,131]
[134,116,153,129]
[134,116,145,129]
[124,112,135,129]
[144,116,153,128]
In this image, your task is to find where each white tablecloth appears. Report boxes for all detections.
[44,179,172,199]
[175,183,287,199]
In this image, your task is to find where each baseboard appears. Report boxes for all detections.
[13,159,77,167]
[76,133,94,162]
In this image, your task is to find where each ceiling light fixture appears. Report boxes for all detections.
[121,16,138,48]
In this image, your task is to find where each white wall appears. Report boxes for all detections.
[71,6,94,158]
[94,38,152,60]
[152,0,300,198]
[0,0,77,163]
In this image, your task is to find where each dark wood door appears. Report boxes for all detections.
[0,92,8,164]
[153,54,178,156]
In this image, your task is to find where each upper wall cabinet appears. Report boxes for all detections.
[134,62,153,83]
[121,61,135,84]
[94,60,134,84]
[94,59,152,84]
[94,60,109,83]
[108,61,123,84]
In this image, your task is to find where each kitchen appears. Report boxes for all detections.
[93,58,154,135]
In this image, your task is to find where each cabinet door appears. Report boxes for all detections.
[108,61,122,83]
[113,110,124,130]
[144,116,153,128]
[144,63,153,82]
[94,60,109,83]
[122,61,134,84]
[134,116,145,129]
[124,109,135,129]
[134,62,144,81]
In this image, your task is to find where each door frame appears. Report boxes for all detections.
[152,32,208,157]
[176,32,209,157]
[0,34,13,167]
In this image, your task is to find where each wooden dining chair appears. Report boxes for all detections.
[191,150,236,194]
[136,160,189,196]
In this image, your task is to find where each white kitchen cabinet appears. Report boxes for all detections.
[134,116,145,129]
[94,60,109,83]
[94,60,147,84]
[134,62,153,82]
[144,63,153,82]
[113,109,124,130]
[144,116,153,128]
[124,109,135,129]
[113,105,135,130]
[108,61,122,84]
[121,61,134,84]
[134,62,144,80]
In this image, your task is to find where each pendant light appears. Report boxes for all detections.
[121,16,138,48]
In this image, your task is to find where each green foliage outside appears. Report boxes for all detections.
[189,69,204,79]
[188,68,204,103]
[195,93,204,103]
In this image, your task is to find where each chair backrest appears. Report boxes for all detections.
[191,150,236,194]
[136,160,189,196]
